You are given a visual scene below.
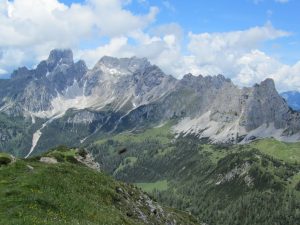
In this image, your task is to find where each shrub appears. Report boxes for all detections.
[49,152,65,162]
[66,155,78,164]
[0,155,11,166]
[56,145,70,152]
[296,181,300,191]
[78,148,88,158]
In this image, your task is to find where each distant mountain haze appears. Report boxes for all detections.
[281,91,300,111]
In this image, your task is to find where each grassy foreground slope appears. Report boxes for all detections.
[88,124,300,225]
[0,147,197,225]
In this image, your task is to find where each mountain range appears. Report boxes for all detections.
[1,49,300,225]
[0,49,300,157]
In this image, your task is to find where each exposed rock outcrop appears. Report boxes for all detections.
[0,49,299,155]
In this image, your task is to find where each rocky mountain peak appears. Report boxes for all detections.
[252,78,279,99]
[47,49,74,71]
[11,66,32,79]
[255,78,276,91]
[182,73,201,80]
[11,49,75,80]
[2,49,300,146]
[180,73,231,91]
[260,78,275,87]
[96,56,151,74]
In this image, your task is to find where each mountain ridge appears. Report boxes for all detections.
[0,49,300,157]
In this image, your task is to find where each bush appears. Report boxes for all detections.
[55,145,70,152]
[0,155,11,166]
[296,181,300,191]
[49,152,65,162]
[66,155,78,164]
[78,148,88,158]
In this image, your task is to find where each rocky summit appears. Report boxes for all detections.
[0,49,299,157]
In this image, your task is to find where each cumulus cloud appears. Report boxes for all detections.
[78,37,129,67]
[80,22,294,90]
[0,0,299,92]
[0,0,158,46]
[0,0,158,74]
[0,68,7,75]
[179,23,300,91]
[183,23,299,90]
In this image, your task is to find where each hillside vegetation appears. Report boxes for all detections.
[0,146,197,225]
[89,124,300,225]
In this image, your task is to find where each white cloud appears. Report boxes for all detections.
[0,0,299,92]
[0,0,158,76]
[78,21,186,76]
[0,48,26,75]
[78,21,300,91]
[78,37,129,67]
[88,0,158,36]
[0,68,7,75]
[181,23,300,91]
[150,23,183,40]
[182,23,300,91]
[0,0,158,47]
[188,23,289,56]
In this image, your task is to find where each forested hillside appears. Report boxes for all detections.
[88,123,300,225]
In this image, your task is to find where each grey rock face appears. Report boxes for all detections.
[81,55,176,112]
[0,49,299,146]
[242,79,289,130]
[66,110,109,125]
[11,67,33,79]
[173,76,300,142]
[47,49,74,71]
[0,49,88,115]
[98,56,151,73]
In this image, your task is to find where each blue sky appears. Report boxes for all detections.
[0,0,300,91]
[157,0,299,64]
[60,0,300,64]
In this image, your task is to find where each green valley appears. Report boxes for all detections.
[88,124,300,225]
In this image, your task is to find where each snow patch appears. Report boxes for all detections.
[30,114,36,124]
[25,122,47,158]
[30,79,115,119]
[80,137,88,144]
[25,115,62,158]
[99,64,128,82]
